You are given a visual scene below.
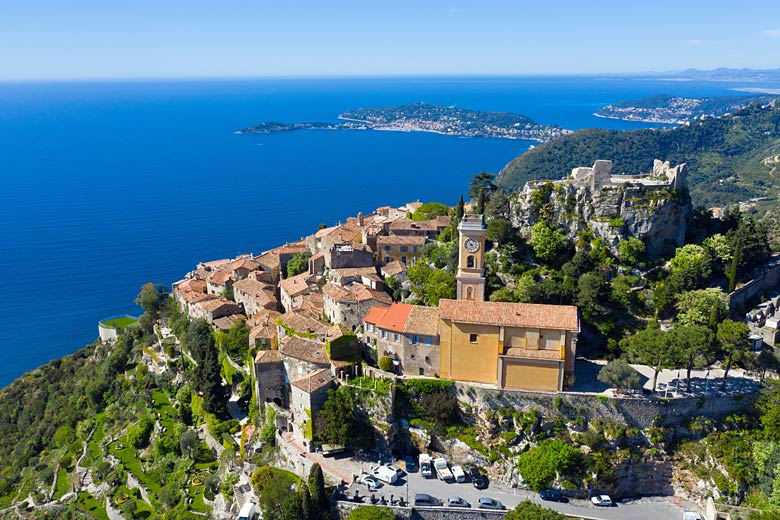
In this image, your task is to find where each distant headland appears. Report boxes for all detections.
[594,93,778,124]
[236,102,569,143]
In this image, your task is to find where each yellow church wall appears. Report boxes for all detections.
[501,359,561,392]
[439,319,500,385]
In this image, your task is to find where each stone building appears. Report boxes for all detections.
[247,309,282,349]
[233,278,278,316]
[363,303,440,376]
[206,270,234,296]
[253,349,286,407]
[324,242,375,270]
[188,297,242,324]
[279,272,315,313]
[279,336,331,381]
[288,369,336,450]
[322,283,392,331]
[376,235,426,265]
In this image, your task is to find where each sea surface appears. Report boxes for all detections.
[0,76,775,387]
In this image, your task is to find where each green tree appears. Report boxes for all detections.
[307,463,329,519]
[670,244,712,288]
[411,202,451,221]
[530,221,568,266]
[485,189,510,220]
[287,252,312,278]
[576,272,608,320]
[597,359,641,391]
[224,319,250,358]
[469,172,496,214]
[347,506,396,520]
[122,499,138,518]
[759,381,780,442]
[717,319,750,391]
[626,327,674,392]
[316,388,373,449]
[618,237,645,267]
[451,194,465,236]
[135,282,169,333]
[179,429,198,459]
[187,319,224,414]
[676,288,728,327]
[486,218,514,244]
[505,500,566,520]
[669,324,714,392]
[301,486,314,520]
[423,269,456,306]
[516,439,578,491]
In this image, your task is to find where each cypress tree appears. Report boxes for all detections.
[307,463,329,516]
[301,487,314,520]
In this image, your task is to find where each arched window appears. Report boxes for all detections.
[467,255,475,268]
[466,287,474,300]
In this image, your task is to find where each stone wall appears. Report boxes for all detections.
[332,502,509,520]
[455,383,756,429]
[728,254,780,313]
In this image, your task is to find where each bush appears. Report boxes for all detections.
[378,356,394,372]
[517,440,578,491]
[126,415,154,449]
[348,505,396,520]
[400,378,454,395]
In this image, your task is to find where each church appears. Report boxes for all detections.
[365,214,580,393]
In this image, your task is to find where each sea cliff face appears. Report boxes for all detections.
[509,181,692,259]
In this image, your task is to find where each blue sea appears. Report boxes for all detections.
[0,76,774,387]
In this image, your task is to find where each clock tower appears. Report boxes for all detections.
[456,214,487,301]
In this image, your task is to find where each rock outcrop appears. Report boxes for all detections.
[510,159,692,258]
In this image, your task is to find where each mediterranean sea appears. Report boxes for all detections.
[0,76,774,387]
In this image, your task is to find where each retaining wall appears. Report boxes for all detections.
[728,255,780,313]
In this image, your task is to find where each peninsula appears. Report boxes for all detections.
[594,93,777,124]
[236,102,568,142]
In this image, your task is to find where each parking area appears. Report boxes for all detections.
[339,464,690,520]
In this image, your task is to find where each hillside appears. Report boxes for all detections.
[496,101,780,208]
[595,94,778,124]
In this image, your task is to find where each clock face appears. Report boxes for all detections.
[464,238,480,253]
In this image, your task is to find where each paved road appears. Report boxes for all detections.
[344,468,691,520]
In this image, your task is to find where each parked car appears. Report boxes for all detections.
[360,475,382,490]
[452,465,466,483]
[477,497,505,510]
[387,463,404,477]
[414,493,441,506]
[683,512,703,520]
[469,467,488,489]
[540,489,566,502]
[590,495,615,507]
[447,496,470,508]
[371,465,398,484]
[404,455,418,473]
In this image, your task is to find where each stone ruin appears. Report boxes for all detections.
[570,159,688,192]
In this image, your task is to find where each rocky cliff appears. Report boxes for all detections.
[509,169,692,259]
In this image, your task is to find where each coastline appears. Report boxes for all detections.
[592,112,682,125]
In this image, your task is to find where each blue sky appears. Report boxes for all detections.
[2,0,779,80]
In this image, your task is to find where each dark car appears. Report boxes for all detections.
[469,467,488,489]
[414,493,441,507]
[404,455,418,473]
[540,489,566,502]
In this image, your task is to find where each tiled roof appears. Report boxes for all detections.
[363,303,413,333]
[377,235,426,246]
[280,336,330,365]
[198,258,232,271]
[438,299,579,331]
[279,272,312,297]
[389,218,437,233]
[503,348,563,361]
[273,241,309,255]
[380,261,406,277]
[278,311,330,336]
[404,306,439,336]
[254,349,283,364]
[180,291,215,304]
[291,369,335,394]
[257,251,281,271]
[175,278,207,294]
[234,278,275,301]
[199,298,240,313]
[208,270,233,286]
[213,314,246,332]
[330,267,377,279]
[229,258,261,272]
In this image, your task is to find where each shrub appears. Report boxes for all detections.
[378,356,394,372]
[517,440,578,491]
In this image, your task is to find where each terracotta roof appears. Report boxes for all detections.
[380,261,406,277]
[175,278,207,294]
[207,270,233,286]
[291,369,335,394]
[322,283,392,305]
[199,298,241,313]
[280,336,330,365]
[198,258,232,271]
[389,218,437,233]
[503,348,563,361]
[278,311,330,336]
[330,267,378,280]
[363,303,413,333]
[404,306,439,336]
[213,314,246,332]
[180,291,215,304]
[229,258,261,273]
[377,235,426,246]
[254,349,283,364]
[315,225,339,239]
[322,284,350,302]
[279,272,312,297]
[189,269,211,281]
[310,252,324,261]
[438,299,579,331]
[257,251,281,271]
[234,278,275,300]
[273,241,309,255]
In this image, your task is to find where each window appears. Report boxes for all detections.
[413,246,418,253]
[381,330,387,339]
[466,287,474,300]
[411,335,418,344]
[400,245,409,253]
[419,368,425,375]
[425,356,431,364]
[384,256,391,264]
[469,333,478,343]
[384,245,391,251]
[467,255,475,268]
[400,256,408,264]
[410,354,415,359]
[425,337,432,345]
[393,333,400,342]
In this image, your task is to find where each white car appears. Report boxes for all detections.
[360,475,382,490]
[590,495,614,507]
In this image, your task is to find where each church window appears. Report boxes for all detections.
[467,255,475,268]
[469,333,478,343]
